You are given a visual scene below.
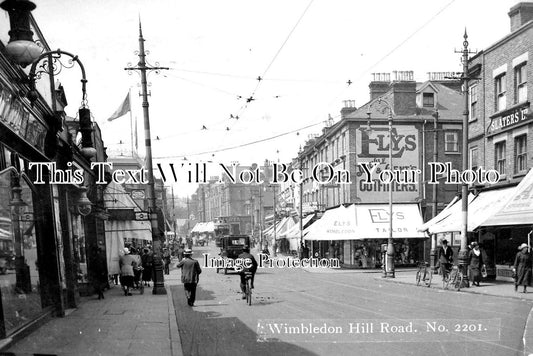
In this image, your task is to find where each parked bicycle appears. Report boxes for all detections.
[415,261,433,287]
[443,265,468,291]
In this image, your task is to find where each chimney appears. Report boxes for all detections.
[391,71,417,115]
[340,100,357,118]
[509,2,533,32]
[369,73,391,100]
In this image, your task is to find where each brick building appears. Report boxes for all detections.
[296,71,464,268]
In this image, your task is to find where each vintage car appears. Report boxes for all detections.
[216,234,250,274]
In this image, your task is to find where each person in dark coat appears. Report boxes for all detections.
[176,248,202,306]
[238,245,258,299]
[177,244,185,262]
[513,243,532,293]
[91,247,107,300]
[141,248,154,287]
[468,242,484,286]
[437,239,453,274]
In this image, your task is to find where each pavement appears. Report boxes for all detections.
[2,259,184,356]
[373,269,533,301]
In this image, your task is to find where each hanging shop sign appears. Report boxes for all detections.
[487,104,531,136]
[0,82,47,151]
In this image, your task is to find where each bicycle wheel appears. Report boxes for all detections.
[454,272,463,291]
[416,270,422,286]
[246,279,252,306]
[444,270,454,290]
[426,270,433,287]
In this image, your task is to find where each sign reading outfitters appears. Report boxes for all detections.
[356,125,419,202]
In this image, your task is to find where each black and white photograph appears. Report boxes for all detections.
[0,0,531,355]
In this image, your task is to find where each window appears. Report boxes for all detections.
[469,147,479,171]
[515,63,527,103]
[495,74,506,111]
[495,141,506,175]
[423,93,435,107]
[469,85,478,121]
[341,133,346,154]
[444,131,459,153]
[515,134,527,173]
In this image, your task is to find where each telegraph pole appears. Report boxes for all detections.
[125,21,169,295]
[455,29,476,284]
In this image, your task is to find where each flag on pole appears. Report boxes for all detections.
[107,93,130,121]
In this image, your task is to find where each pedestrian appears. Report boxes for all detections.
[91,247,107,300]
[176,248,202,306]
[141,247,154,287]
[131,247,142,290]
[119,247,135,296]
[468,242,484,286]
[177,244,185,262]
[513,243,532,293]
[437,239,453,275]
[163,248,171,275]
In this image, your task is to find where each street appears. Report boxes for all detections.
[172,245,533,356]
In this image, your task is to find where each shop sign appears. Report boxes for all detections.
[488,105,530,135]
[0,83,47,151]
[135,211,149,221]
[131,189,145,199]
[356,125,419,203]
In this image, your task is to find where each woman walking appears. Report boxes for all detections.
[141,247,154,287]
[119,247,135,296]
[513,243,532,293]
[468,242,484,286]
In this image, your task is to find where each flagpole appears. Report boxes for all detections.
[129,87,134,157]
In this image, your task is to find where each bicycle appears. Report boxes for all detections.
[444,265,467,291]
[244,271,253,306]
[415,261,433,287]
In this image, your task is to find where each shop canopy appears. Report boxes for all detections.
[275,217,297,240]
[191,222,215,233]
[418,186,517,234]
[304,204,426,241]
[480,168,533,227]
[284,214,316,239]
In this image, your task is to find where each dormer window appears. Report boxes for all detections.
[423,93,435,107]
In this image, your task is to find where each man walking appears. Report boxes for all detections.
[176,248,202,306]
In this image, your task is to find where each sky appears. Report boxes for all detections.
[27,0,518,196]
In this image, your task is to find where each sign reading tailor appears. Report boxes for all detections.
[356,125,420,203]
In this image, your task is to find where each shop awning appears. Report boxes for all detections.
[275,217,297,240]
[191,222,215,233]
[103,181,142,211]
[480,168,533,226]
[104,220,152,240]
[419,187,517,234]
[304,204,425,241]
[284,214,315,239]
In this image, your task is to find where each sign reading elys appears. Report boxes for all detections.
[355,125,420,203]
[488,105,530,135]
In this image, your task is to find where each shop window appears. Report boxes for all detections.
[495,74,506,111]
[514,134,527,173]
[514,63,527,104]
[469,146,479,171]
[469,85,478,121]
[423,93,435,107]
[495,141,506,175]
[444,131,459,153]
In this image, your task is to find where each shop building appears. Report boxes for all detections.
[0,3,108,342]
[423,2,533,281]
[297,71,464,268]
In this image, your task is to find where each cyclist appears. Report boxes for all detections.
[238,245,258,299]
[438,239,454,277]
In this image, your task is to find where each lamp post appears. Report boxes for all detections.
[367,98,395,278]
[125,22,169,295]
[457,30,475,279]
[430,109,439,272]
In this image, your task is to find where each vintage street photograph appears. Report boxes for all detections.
[0,0,531,355]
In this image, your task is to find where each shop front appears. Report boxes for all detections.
[304,204,426,268]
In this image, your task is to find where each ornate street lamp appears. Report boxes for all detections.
[367,97,395,278]
[1,1,96,160]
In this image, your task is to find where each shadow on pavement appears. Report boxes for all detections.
[171,285,317,356]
